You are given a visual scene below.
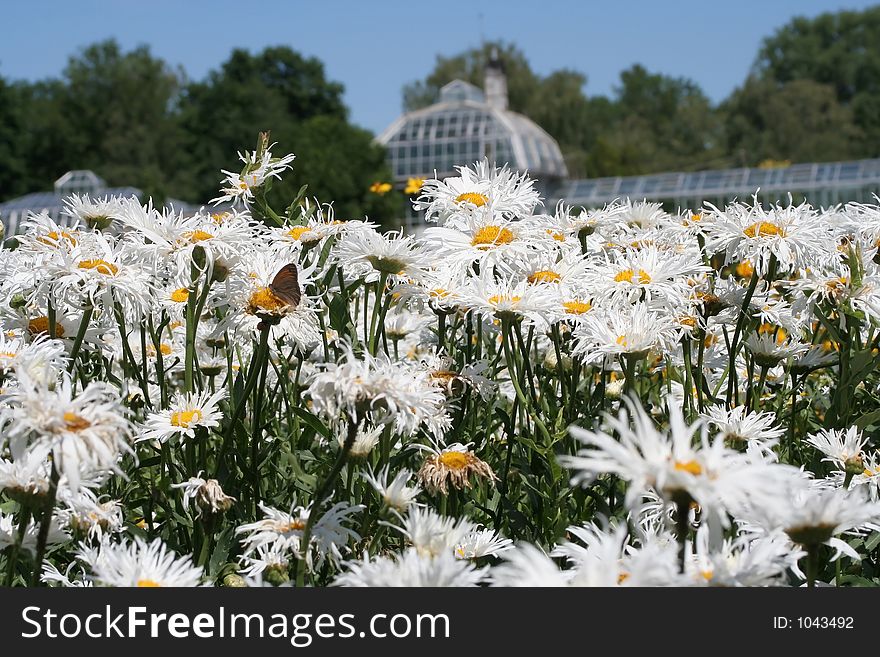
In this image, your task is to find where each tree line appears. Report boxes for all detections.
[0,42,400,222]
[404,6,880,178]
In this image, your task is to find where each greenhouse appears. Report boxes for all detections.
[0,169,196,238]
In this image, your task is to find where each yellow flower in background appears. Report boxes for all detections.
[370,182,392,195]
[404,177,424,195]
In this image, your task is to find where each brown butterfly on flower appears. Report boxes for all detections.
[269,263,301,308]
[256,263,301,331]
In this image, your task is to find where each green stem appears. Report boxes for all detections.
[31,462,60,587]
[296,415,359,586]
[214,323,271,481]
[4,507,32,586]
[727,268,761,408]
[67,305,94,372]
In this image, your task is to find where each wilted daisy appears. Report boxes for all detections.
[417,442,498,495]
[172,472,236,516]
[84,537,205,587]
[140,389,226,443]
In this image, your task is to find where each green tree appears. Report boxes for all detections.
[748,6,880,157]
[724,78,862,165]
[0,74,28,198]
[180,46,400,226]
[53,40,186,200]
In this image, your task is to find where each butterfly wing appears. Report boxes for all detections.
[269,263,301,308]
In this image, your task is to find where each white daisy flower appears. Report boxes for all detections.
[139,389,226,444]
[2,373,133,489]
[84,537,205,587]
[236,501,362,569]
[212,145,295,206]
[362,466,421,511]
[333,547,488,587]
[414,159,540,226]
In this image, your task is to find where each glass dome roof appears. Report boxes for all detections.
[377,79,568,184]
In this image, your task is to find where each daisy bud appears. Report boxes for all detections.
[605,378,625,400]
[264,563,290,586]
[9,293,26,310]
[221,572,247,587]
[86,214,114,230]
[211,260,230,283]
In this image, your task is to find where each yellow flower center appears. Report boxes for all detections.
[757,323,788,344]
[674,460,703,475]
[287,226,310,241]
[183,230,213,243]
[528,270,561,284]
[64,412,91,432]
[170,409,203,428]
[546,229,566,242]
[563,300,592,315]
[281,519,307,532]
[430,288,451,299]
[455,192,488,207]
[743,222,785,238]
[211,212,229,224]
[78,259,118,276]
[488,294,521,307]
[248,287,287,313]
[0,351,16,359]
[28,316,64,337]
[616,335,629,347]
[159,343,173,356]
[170,288,189,303]
[38,230,77,246]
[614,269,651,284]
[438,451,471,470]
[137,579,161,587]
[735,261,754,278]
[471,225,514,249]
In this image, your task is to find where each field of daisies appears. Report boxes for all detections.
[2,138,880,588]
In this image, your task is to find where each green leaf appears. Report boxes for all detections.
[290,406,330,439]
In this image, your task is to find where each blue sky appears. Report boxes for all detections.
[1,0,877,134]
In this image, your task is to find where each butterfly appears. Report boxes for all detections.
[269,263,301,308]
